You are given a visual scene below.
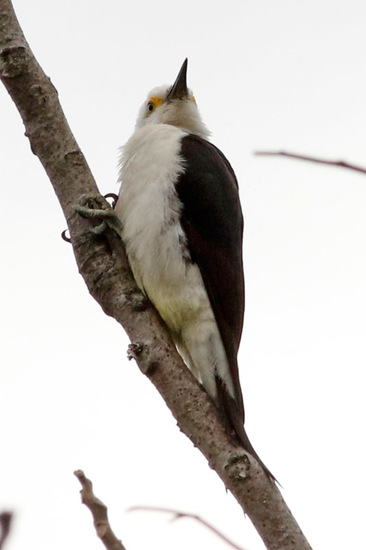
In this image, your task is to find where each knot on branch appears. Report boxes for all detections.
[224,452,251,480]
[65,150,85,166]
[0,46,27,78]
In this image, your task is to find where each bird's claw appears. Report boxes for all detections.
[73,194,123,236]
[104,193,119,209]
[61,229,71,243]
[75,193,113,219]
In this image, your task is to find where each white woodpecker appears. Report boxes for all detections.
[116,59,273,480]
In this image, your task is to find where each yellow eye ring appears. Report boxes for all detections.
[146,97,164,117]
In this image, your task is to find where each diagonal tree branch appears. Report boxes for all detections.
[0,2,312,549]
[255,150,366,175]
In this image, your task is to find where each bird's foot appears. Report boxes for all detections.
[74,194,122,237]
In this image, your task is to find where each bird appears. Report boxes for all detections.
[116,59,273,480]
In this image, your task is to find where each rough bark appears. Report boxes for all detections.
[0,2,312,549]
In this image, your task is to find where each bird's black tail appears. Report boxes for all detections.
[216,377,276,482]
[235,422,276,482]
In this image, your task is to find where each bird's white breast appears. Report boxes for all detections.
[116,124,211,334]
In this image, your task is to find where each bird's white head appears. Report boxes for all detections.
[134,59,210,139]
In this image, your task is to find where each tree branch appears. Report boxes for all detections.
[74,470,127,550]
[0,512,12,550]
[0,2,312,549]
[129,506,247,550]
[255,150,366,175]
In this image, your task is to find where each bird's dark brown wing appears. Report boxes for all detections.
[175,134,245,417]
[176,135,275,481]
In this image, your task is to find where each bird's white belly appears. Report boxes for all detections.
[116,124,232,399]
[131,233,211,335]
[116,124,211,333]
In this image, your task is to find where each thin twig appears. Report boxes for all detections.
[74,470,127,550]
[255,151,366,175]
[129,506,247,550]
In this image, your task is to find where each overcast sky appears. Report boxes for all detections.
[1,1,366,549]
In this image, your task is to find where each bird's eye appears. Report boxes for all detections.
[146,97,164,117]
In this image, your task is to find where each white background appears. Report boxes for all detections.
[1,1,366,549]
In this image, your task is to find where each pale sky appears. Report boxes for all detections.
[1,1,366,549]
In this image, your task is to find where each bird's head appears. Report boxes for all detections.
[134,59,210,139]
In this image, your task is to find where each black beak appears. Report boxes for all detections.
[167,58,188,100]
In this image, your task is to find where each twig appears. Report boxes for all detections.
[0,512,12,550]
[129,506,247,550]
[74,470,127,550]
[255,151,366,175]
